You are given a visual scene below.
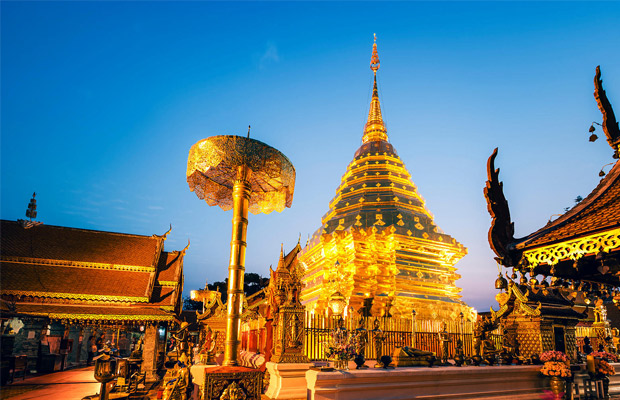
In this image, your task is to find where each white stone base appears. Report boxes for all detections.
[265,361,313,399]
[306,365,546,400]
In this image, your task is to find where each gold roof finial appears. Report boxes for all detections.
[363,34,388,143]
[370,33,380,74]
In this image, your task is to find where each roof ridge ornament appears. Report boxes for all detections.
[19,192,42,229]
[593,66,620,156]
[363,34,388,144]
[153,224,172,240]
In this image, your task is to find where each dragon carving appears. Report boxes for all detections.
[483,148,521,267]
[594,66,620,152]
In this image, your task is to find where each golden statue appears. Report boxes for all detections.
[371,318,387,368]
[437,322,452,364]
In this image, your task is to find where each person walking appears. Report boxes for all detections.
[86,336,96,366]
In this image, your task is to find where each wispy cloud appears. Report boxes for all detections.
[259,42,279,69]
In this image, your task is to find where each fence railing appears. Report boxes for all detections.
[239,312,597,361]
[303,312,502,361]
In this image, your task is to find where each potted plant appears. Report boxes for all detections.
[539,351,571,398]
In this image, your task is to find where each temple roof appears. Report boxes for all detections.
[0,261,152,302]
[11,303,175,322]
[1,220,163,268]
[514,160,620,251]
[484,67,620,291]
[0,219,185,322]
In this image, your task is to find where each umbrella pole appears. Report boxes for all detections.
[223,165,252,366]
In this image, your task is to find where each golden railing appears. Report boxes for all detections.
[303,312,503,361]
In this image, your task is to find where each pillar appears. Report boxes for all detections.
[67,325,81,365]
[13,318,46,372]
[141,324,160,382]
[80,326,93,363]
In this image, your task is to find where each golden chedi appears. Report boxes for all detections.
[300,36,471,320]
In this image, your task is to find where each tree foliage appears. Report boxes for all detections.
[183,272,269,310]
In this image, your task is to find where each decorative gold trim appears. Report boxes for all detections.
[511,285,530,303]
[28,312,174,322]
[1,256,156,272]
[157,280,178,287]
[522,228,620,267]
[1,290,148,303]
[517,300,542,317]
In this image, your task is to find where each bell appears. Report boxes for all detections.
[520,275,528,285]
[590,133,599,142]
[530,277,539,286]
[589,125,596,133]
[599,170,606,177]
[495,274,508,290]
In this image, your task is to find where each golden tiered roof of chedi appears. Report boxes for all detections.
[299,37,471,320]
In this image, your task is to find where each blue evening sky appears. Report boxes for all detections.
[2,1,619,312]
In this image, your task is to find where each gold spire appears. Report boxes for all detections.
[363,34,388,144]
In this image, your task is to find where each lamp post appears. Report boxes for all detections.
[411,309,417,348]
[94,354,115,400]
[328,291,347,329]
[187,134,295,366]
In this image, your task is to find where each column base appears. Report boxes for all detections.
[265,361,313,399]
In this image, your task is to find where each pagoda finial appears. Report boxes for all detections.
[370,33,380,74]
[363,34,388,143]
[26,192,37,221]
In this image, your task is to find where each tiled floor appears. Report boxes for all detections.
[1,366,100,400]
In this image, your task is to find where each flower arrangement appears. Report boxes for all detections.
[324,325,356,361]
[591,351,619,363]
[540,361,571,378]
[324,342,356,360]
[594,359,616,376]
[540,351,569,363]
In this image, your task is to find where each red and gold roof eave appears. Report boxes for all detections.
[0,256,157,273]
[517,226,620,268]
[510,160,620,267]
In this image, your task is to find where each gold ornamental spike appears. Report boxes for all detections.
[363,34,388,143]
[370,33,380,73]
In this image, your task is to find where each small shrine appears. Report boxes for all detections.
[267,243,309,364]
[491,282,583,360]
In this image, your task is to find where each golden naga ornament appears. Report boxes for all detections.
[187,132,295,367]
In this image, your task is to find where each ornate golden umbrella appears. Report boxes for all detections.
[187,133,295,366]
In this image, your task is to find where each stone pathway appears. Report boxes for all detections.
[0,366,100,400]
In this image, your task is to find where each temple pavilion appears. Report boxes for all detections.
[300,38,471,320]
[484,66,620,358]
[0,216,186,379]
